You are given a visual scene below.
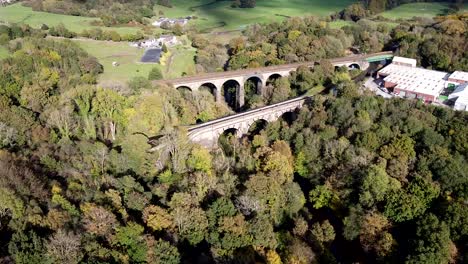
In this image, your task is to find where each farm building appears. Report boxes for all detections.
[131,35,179,49]
[152,17,189,27]
[157,35,178,46]
[448,84,468,111]
[0,0,15,5]
[377,63,449,103]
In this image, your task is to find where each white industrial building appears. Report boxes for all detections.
[377,56,468,110]
[448,84,468,111]
[377,63,449,102]
[391,56,417,67]
[448,71,468,85]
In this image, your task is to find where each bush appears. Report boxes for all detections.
[148,67,163,80]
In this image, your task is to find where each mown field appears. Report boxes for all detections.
[73,39,155,84]
[379,2,467,19]
[0,3,141,35]
[164,45,197,79]
[157,0,357,32]
[69,38,196,84]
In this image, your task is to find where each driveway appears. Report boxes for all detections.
[363,78,393,99]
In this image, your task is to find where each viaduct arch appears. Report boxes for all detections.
[153,52,393,111]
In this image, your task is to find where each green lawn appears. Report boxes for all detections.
[71,38,195,84]
[73,39,159,84]
[156,0,357,32]
[0,46,9,60]
[380,2,467,20]
[2,1,357,34]
[165,46,197,78]
[0,3,141,35]
[328,20,353,29]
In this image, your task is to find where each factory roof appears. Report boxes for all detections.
[449,71,468,83]
[392,56,417,67]
[379,64,448,97]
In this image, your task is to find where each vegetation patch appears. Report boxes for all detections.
[0,46,8,60]
[379,2,467,19]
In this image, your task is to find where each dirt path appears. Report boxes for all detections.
[164,53,175,75]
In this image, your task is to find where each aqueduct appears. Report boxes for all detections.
[153,52,394,110]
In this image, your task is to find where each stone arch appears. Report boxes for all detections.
[223,127,239,135]
[348,63,361,70]
[176,86,192,98]
[247,118,269,138]
[266,73,283,86]
[199,82,218,100]
[218,128,239,156]
[222,79,241,111]
[280,109,299,125]
[245,76,263,96]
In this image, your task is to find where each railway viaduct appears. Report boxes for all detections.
[153,52,393,109]
[186,96,309,148]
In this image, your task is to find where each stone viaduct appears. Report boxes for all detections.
[186,96,309,148]
[153,52,393,110]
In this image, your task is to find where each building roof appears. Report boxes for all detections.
[449,83,468,104]
[392,56,417,67]
[159,35,176,39]
[449,71,468,82]
[379,64,448,97]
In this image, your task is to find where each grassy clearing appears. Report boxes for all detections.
[72,39,158,84]
[0,3,141,35]
[328,20,353,29]
[70,37,196,84]
[379,2,467,20]
[0,46,9,59]
[156,0,357,32]
[165,46,197,78]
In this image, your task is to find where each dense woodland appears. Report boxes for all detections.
[1,15,468,263]
[0,1,468,263]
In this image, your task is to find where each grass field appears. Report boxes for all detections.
[0,46,9,60]
[73,39,159,84]
[0,3,141,35]
[157,0,357,32]
[328,20,353,29]
[165,46,197,78]
[380,2,467,20]
[69,38,195,84]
